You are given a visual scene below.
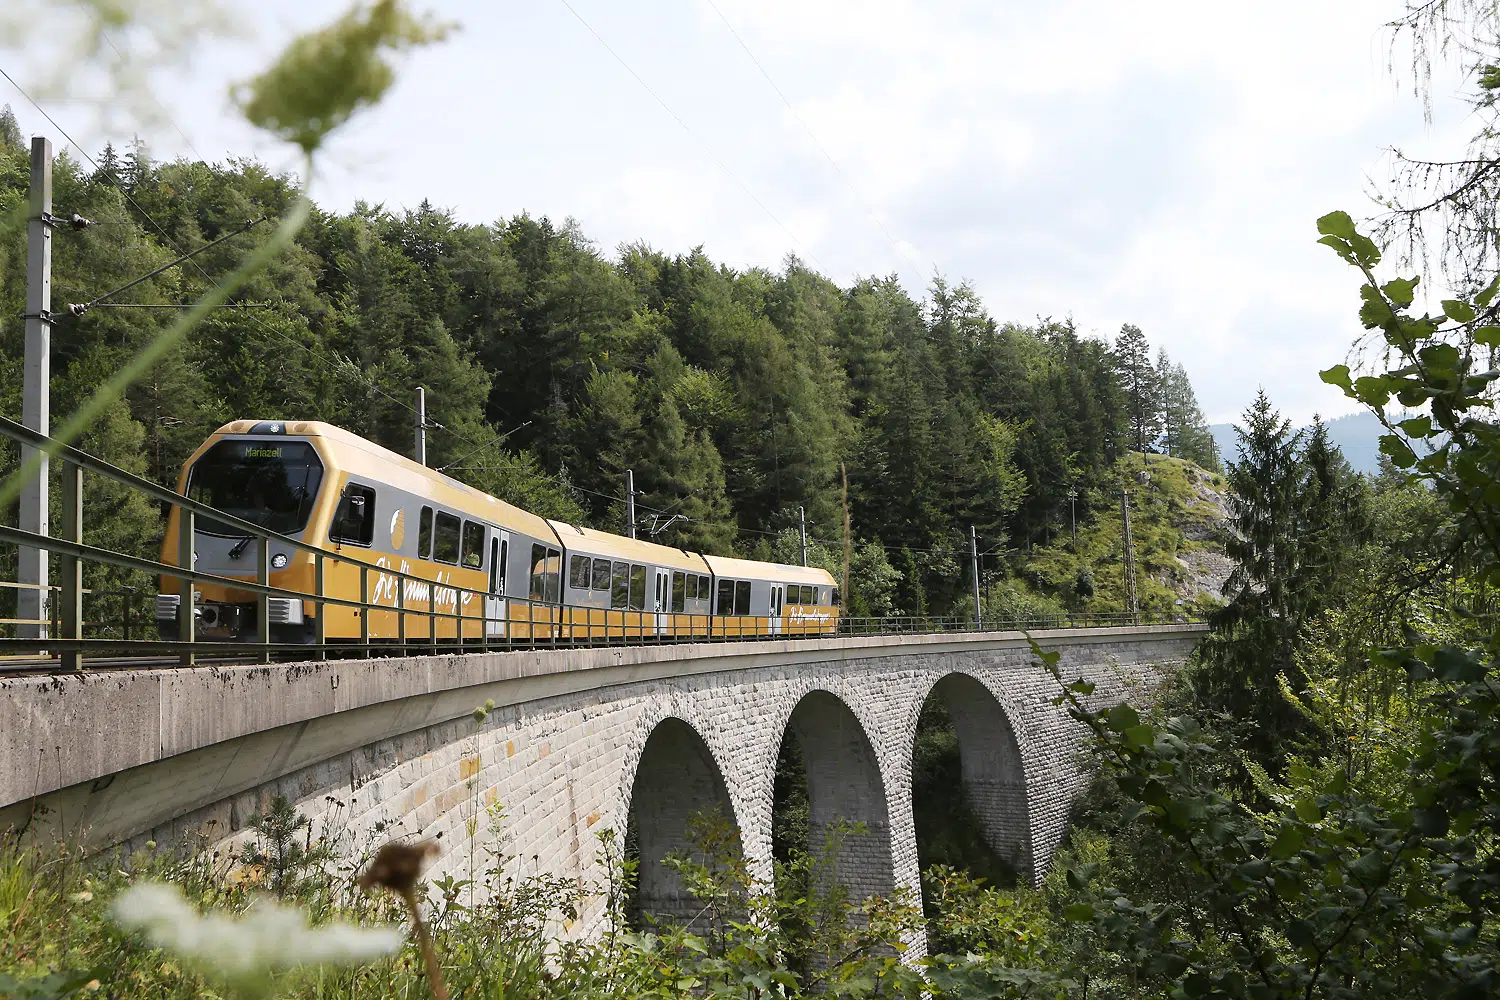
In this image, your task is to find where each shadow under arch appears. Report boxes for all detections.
[626,716,742,928]
[916,672,1032,881]
[776,689,894,902]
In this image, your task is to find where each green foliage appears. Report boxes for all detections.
[1197,393,1370,759]
[911,698,1016,887]
[1019,216,1500,999]
[4,793,1074,1000]
[1115,323,1161,454]
[1022,452,1226,616]
[0,117,1219,618]
[239,796,339,900]
[234,0,452,153]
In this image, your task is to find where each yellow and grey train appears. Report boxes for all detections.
[156,420,839,644]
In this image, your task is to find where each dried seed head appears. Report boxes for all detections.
[357,840,439,897]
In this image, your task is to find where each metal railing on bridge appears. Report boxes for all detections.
[0,416,1204,673]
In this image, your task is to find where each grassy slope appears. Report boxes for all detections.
[1017,453,1229,619]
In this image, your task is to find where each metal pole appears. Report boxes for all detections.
[799,505,808,567]
[970,525,981,627]
[19,136,52,641]
[59,461,82,672]
[1067,489,1078,551]
[625,469,636,540]
[1121,489,1139,623]
[256,536,271,664]
[414,386,426,466]
[178,508,195,666]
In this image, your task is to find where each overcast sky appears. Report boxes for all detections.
[1,1,1481,424]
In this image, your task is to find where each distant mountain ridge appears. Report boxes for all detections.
[1209,411,1385,476]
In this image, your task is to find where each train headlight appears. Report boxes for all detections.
[271,553,289,569]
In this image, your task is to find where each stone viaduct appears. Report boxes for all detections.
[2,625,1203,942]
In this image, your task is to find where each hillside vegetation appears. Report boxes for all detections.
[0,114,1218,618]
[1016,453,1229,620]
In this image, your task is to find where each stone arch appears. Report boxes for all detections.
[626,716,742,926]
[919,672,1033,879]
[779,689,894,901]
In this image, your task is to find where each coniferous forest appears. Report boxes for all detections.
[0,110,1220,619]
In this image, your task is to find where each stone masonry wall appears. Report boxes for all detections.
[5,631,1194,954]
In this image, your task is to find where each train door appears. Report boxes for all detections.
[485,533,508,638]
[654,568,671,636]
[769,583,784,635]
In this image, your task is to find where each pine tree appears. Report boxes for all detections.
[1157,350,1221,471]
[1199,390,1310,756]
[0,105,21,150]
[240,796,337,899]
[1114,323,1161,453]
[122,136,152,192]
[1298,417,1368,606]
[93,142,122,186]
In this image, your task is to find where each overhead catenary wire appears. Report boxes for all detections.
[701,0,930,291]
[98,30,210,167]
[66,216,266,315]
[554,0,829,275]
[0,66,448,431]
[3,64,1000,558]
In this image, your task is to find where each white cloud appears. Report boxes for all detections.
[1,0,1480,423]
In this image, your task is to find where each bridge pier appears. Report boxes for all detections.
[786,690,898,903]
[925,672,1032,879]
[628,717,742,929]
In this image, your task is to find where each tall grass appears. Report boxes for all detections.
[1,795,1067,1000]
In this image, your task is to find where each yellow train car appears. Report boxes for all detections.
[701,555,840,638]
[547,521,713,641]
[157,420,563,644]
[156,419,840,648]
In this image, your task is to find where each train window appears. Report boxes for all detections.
[432,512,460,564]
[831,587,841,607]
[496,539,508,592]
[629,565,647,611]
[529,544,547,601]
[592,558,611,591]
[330,484,376,546]
[716,579,734,615]
[185,438,323,536]
[569,554,591,590]
[700,575,712,601]
[488,538,504,594]
[671,572,685,612]
[545,548,561,604]
[801,585,815,604]
[734,580,752,616]
[611,561,629,609]
[461,521,485,569]
[418,506,433,559]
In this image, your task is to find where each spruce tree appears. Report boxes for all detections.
[93,142,122,186]
[1158,351,1222,471]
[1298,417,1368,608]
[1114,323,1161,453]
[1200,390,1311,757]
[0,104,21,150]
[122,136,152,192]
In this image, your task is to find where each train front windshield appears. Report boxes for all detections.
[186,439,325,536]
